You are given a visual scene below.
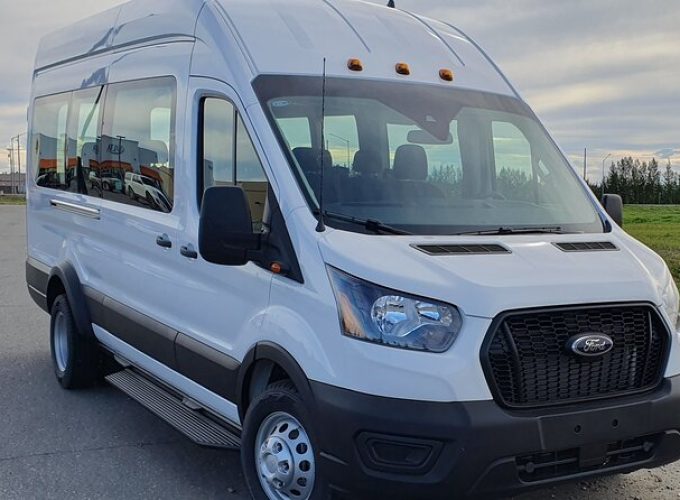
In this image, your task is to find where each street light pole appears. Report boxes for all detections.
[602,153,612,198]
[327,133,351,168]
[9,137,15,194]
[16,135,22,194]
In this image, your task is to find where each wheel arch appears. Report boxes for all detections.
[47,262,95,340]
[237,342,314,421]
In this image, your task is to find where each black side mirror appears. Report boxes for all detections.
[199,186,260,266]
[602,194,623,227]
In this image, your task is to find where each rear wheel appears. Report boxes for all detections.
[242,381,329,500]
[50,294,101,389]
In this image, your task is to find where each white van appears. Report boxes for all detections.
[25,1,680,498]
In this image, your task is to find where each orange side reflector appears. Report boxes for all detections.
[270,262,283,274]
[347,58,364,71]
[395,63,411,75]
[439,69,454,82]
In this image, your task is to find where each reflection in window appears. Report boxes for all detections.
[102,77,176,212]
[202,98,235,187]
[69,87,103,196]
[32,93,70,190]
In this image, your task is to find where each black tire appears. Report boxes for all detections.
[242,380,330,500]
[49,294,101,389]
[128,187,135,200]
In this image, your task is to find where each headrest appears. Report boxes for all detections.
[352,149,383,176]
[393,145,428,181]
[293,147,333,174]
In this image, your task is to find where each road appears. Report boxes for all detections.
[1,205,679,499]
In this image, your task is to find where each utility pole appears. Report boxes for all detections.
[9,137,15,194]
[16,135,22,194]
[583,148,587,180]
[601,153,612,198]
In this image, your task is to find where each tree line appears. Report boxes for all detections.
[587,157,680,204]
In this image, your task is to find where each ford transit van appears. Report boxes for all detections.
[25,0,680,498]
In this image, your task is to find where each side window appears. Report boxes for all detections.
[67,87,104,196]
[201,98,270,231]
[202,98,235,187]
[32,93,70,190]
[236,114,268,229]
[492,121,534,201]
[102,77,176,212]
[324,115,359,169]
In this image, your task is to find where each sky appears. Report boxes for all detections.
[0,0,678,181]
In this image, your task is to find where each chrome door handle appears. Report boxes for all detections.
[180,244,198,259]
[50,199,100,219]
[156,234,172,249]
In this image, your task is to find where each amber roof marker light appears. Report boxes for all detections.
[395,62,411,75]
[439,69,454,82]
[347,58,364,72]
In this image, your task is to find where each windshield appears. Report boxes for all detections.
[255,76,603,235]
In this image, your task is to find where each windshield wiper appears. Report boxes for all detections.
[455,226,573,236]
[320,211,412,235]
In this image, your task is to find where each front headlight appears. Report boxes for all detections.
[661,272,680,332]
[327,266,462,352]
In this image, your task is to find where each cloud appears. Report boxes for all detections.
[655,149,678,160]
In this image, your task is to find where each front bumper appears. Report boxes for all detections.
[311,375,680,499]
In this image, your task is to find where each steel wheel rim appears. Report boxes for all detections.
[255,411,315,500]
[53,311,69,373]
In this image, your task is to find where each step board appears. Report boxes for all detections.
[106,369,241,449]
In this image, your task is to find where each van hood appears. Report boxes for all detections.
[318,229,668,319]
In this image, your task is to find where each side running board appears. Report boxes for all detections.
[106,369,240,449]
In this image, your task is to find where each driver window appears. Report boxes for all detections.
[201,97,270,231]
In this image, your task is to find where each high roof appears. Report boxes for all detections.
[35,0,516,97]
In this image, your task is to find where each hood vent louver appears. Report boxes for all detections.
[414,244,511,256]
[554,241,618,252]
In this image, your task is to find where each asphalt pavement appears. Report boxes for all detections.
[1,205,679,499]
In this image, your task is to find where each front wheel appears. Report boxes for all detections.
[50,294,101,389]
[242,381,329,500]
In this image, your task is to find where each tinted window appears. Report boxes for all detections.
[102,77,175,212]
[67,87,104,196]
[201,98,270,231]
[32,93,71,190]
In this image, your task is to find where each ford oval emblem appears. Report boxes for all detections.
[568,333,614,358]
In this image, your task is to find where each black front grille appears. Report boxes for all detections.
[516,434,660,482]
[483,304,669,408]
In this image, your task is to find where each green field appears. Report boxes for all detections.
[624,205,680,286]
[0,195,26,205]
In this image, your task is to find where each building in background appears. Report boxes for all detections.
[0,173,26,194]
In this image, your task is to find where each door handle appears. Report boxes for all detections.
[156,233,172,249]
[180,244,198,260]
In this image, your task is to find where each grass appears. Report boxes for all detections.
[0,195,26,205]
[624,205,680,287]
